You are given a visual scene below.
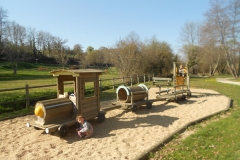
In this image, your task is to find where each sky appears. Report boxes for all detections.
[0,0,210,54]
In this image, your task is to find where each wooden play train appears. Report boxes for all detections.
[27,62,191,137]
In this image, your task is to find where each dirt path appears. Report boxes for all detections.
[216,78,240,85]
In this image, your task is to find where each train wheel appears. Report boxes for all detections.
[187,91,192,97]
[34,126,40,130]
[131,104,137,112]
[58,124,68,137]
[146,102,152,110]
[182,95,186,101]
[98,111,105,123]
[175,97,179,103]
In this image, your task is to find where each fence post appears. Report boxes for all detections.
[26,84,29,108]
[137,75,139,84]
[99,78,102,92]
[130,76,133,86]
[112,77,115,90]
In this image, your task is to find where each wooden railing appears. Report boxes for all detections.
[0,74,153,108]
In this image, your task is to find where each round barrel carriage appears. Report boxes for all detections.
[26,69,106,137]
[115,84,152,112]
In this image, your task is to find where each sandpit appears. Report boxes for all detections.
[0,88,230,160]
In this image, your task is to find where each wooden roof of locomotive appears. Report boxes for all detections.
[50,69,103,76]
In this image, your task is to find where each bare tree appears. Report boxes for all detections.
[73,43,85,67]
[52,37,69,69]
[36,30,47,57]
[85,47,106,68]
[26,27,37,59]
[200,20,222,76]
[204,0,240,77]
[3,21,27,74]
[111,32,144,77]
[43,32,53,57]
[181,44,202,74]
[84,46,95,67]
[142,37,173,77]
[73,44,83,58]
[0,7,8,43]
[0,7,8,56]
[98,46,111,66]
[180,22,202,74]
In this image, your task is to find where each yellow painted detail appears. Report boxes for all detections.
[35,106,44,117]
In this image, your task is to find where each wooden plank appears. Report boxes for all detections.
[96,74,100,112]
[82,110,98,118]
[132,91,147,95]
[81,101,98,109]
[37,98,71,107]
[45,113,72,122]
[173,90,189,94]
[153,77,172,81]
[82,107,98,114]
[46,107,72,117]
[80,73,98,78]
[58,75,76,81]
[44,114,72,125]
[156,89,171,94]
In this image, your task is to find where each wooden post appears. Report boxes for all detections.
[97,74,100,112]
[112,77,115,90]
[116,92,119,102]
[137,75,139,84]
[25,84,29,108]
[173,62,176,87]
[99,78,102,92]
[76,76,80,112]
[131,92,133,104]
[158,86,162,95]
[130,76,133,86]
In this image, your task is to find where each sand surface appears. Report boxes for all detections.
[0,88,230,160]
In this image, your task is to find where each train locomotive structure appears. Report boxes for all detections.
[26,69,105,137]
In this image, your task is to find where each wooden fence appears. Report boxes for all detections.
[0,74,153,108]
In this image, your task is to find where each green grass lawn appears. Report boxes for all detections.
[149,77,240,160]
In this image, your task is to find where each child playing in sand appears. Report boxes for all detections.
[76,115,93,138]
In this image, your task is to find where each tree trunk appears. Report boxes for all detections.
[222,46,238,78]
[210,53,220,76]
[238,50,240,77]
